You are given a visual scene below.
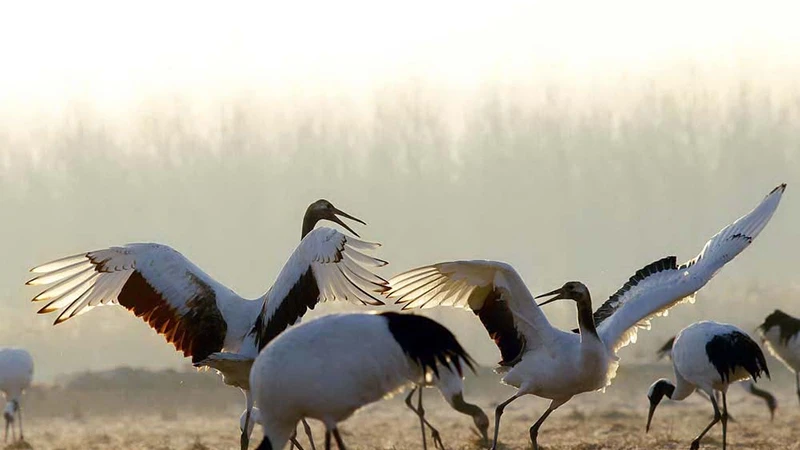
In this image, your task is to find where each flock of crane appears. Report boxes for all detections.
[1,184,797,450]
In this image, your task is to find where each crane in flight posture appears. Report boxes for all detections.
[27,199,389,450]
[388,184,785,450]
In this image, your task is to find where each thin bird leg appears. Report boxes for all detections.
[405,387,445,450]
[491,394,522,450]
[418,388,444,450]
[241,390,254,450]
[796,372,800,406]
[290,431,305,450]
[690,393,722,450]
[405,387,427,450]
[17,407,22,441]
[695,390,735,422]
[4,419,7,442]
[721,392,729,450]
[324,430,331,450]
[529,401,562,450]
[332,428,347,450]
[301,418,317,450]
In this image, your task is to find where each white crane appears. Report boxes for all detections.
[249,312,475,450]
[27,200,388,450]
[0,348,33,443]
[757,309,800,405]
[646,321,770,450]
[241,359,488,450]
[387,183,785,450]
[657,335,777,419]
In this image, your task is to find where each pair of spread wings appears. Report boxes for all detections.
[388,184,786,365]
[27,227,389,363]
[27,184,785,368]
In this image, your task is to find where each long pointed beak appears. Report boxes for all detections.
[330,207,366,237]
[645,402,657,433]
[535,287,566,306]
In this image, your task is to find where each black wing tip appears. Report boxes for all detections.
[770,183,787,194]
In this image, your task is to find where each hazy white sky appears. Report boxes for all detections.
[2,0,799,106]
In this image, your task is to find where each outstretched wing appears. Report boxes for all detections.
[597,183,786,353]
[387,260,555,367]
[253,227,389,350]
[28,243,237,362]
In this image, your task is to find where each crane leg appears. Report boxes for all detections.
[4,419,7,442]
[529,400,563,450]
[490,394,522,450]
[721,392,729,450]
[17,407,23,441]
[290,431,305,450]
[301,419,317,450]
[406,387,427,450]
[696,390,735,422]
[690,393,722,450]
[405,387,445,450]
[324,430,331,450]
[241,389,254,450]
[332,428,347,450]
[795,372,800,406]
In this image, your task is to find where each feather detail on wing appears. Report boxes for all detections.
[387,260,554,367]
[28,243,234,362]
[596,183,786,354]
[253,227,388,350]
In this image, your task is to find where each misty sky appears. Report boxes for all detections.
[1,1,799,382]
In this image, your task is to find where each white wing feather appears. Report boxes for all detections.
[597,184,786,353]
[255,228,388,349]
[28,243,243,360]
[388,260,556,357]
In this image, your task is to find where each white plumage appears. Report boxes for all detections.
[249,312,476,450]
[27,200,388,450]
[0,348,33,443]
[646,321,770,450]
[657,335,777,419]
[388,184,785,450]
[757,309,800,405]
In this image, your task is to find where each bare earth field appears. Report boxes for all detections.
[7,364,800,450]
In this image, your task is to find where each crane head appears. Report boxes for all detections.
[645,378,675,432]
[304,199,366,238]
[535,281,591,307]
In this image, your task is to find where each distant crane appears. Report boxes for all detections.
[0,348,33,443]
[388,184,785,450]
[27,200,388,450]
[249,312,475,450]
[646,321,770,449]
[757,309,800,405]
[657,335,777,419]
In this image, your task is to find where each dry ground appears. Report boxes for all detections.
[6,364,800,450]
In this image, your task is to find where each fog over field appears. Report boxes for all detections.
[0,1,798,383]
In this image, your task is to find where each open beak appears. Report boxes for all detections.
[330,207,366,238]
[535,287,566,306]
[645,401,657,433]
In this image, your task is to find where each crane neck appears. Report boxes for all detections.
[451,393,483,418]
[301,213,319,239]
[576,299,598,340]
